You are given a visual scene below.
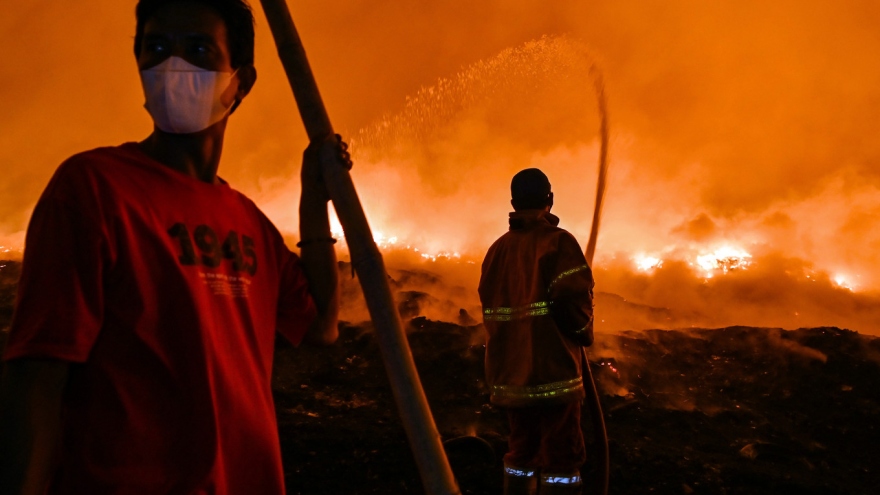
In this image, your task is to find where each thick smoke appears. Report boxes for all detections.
[2,1,879,334]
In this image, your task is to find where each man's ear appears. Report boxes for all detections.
[235,64,257,101]
[229,65,257,115]
[547,192,554,209]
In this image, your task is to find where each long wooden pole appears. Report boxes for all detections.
[257,2,460,494]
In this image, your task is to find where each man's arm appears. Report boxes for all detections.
[548,233,595,346]
[551,294,594,347]
[298,135,351,345]
[299,187,339,345]
[0,359,68,495]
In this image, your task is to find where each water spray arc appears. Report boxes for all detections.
[585,68,609,266]
[583,64,610,495]
[257,1,460,494]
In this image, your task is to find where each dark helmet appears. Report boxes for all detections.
[511,168,553,211]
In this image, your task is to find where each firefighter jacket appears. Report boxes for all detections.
[479,210,594,408]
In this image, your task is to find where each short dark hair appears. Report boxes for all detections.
[134,0,256,69]
[511,168,553,210]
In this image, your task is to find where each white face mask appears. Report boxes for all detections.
[140,56,238,134]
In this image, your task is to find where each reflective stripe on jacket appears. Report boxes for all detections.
[479,210,594,407]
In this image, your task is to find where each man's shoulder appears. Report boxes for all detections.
[515,225,586,259]
[55,143,140,179]
[485,229,515,253]
[552,227,581,246]
[36,144,139,201]
[65,143,136,162]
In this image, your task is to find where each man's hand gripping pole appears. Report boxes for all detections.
[257,1,460,494]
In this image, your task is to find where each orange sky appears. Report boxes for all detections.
[2,1,879,331]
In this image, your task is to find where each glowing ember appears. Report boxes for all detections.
[328,221,464,264]
[420,251,461,262]
[599,360,619,374]
[373,232,399,249]
[330,216,403,251]
[633,254,663,271]
[695,246,752,275]
[834,274,854,291]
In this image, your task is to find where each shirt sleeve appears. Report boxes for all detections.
[275,251,317,347]
[4,160,110,362]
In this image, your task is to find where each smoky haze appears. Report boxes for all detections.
[2,1,879,333]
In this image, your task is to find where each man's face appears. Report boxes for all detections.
[137,2,257,115]
[137,2,234,72]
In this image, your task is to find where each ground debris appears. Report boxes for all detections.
[272,322,880,494]
[1,265,877,494]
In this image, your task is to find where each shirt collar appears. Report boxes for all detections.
[509,209,560,230]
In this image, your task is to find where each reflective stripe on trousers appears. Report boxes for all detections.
[504,465,537,478]
[541,473,582,485]
[503,464,538,495]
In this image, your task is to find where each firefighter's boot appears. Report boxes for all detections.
[503,465,537,495]
[539,472,583,495]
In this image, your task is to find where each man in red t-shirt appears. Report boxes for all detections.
[0,1,346,493]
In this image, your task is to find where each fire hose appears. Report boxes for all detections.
[257,1,460,494]
[583,67,611,495]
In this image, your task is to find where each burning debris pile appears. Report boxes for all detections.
[1,259,878,494]
[274,314,880,494]
[592,326,880,494]
[268,261,880,494]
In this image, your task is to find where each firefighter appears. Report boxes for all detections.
[479,168,595,495]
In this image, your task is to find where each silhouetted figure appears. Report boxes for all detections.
[0,1,347,493]
[479,168,595,495]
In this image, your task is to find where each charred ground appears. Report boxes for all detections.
[272,321,880,495]
[1,259,878,494]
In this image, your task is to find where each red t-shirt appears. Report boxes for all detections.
[4,143,316,494]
